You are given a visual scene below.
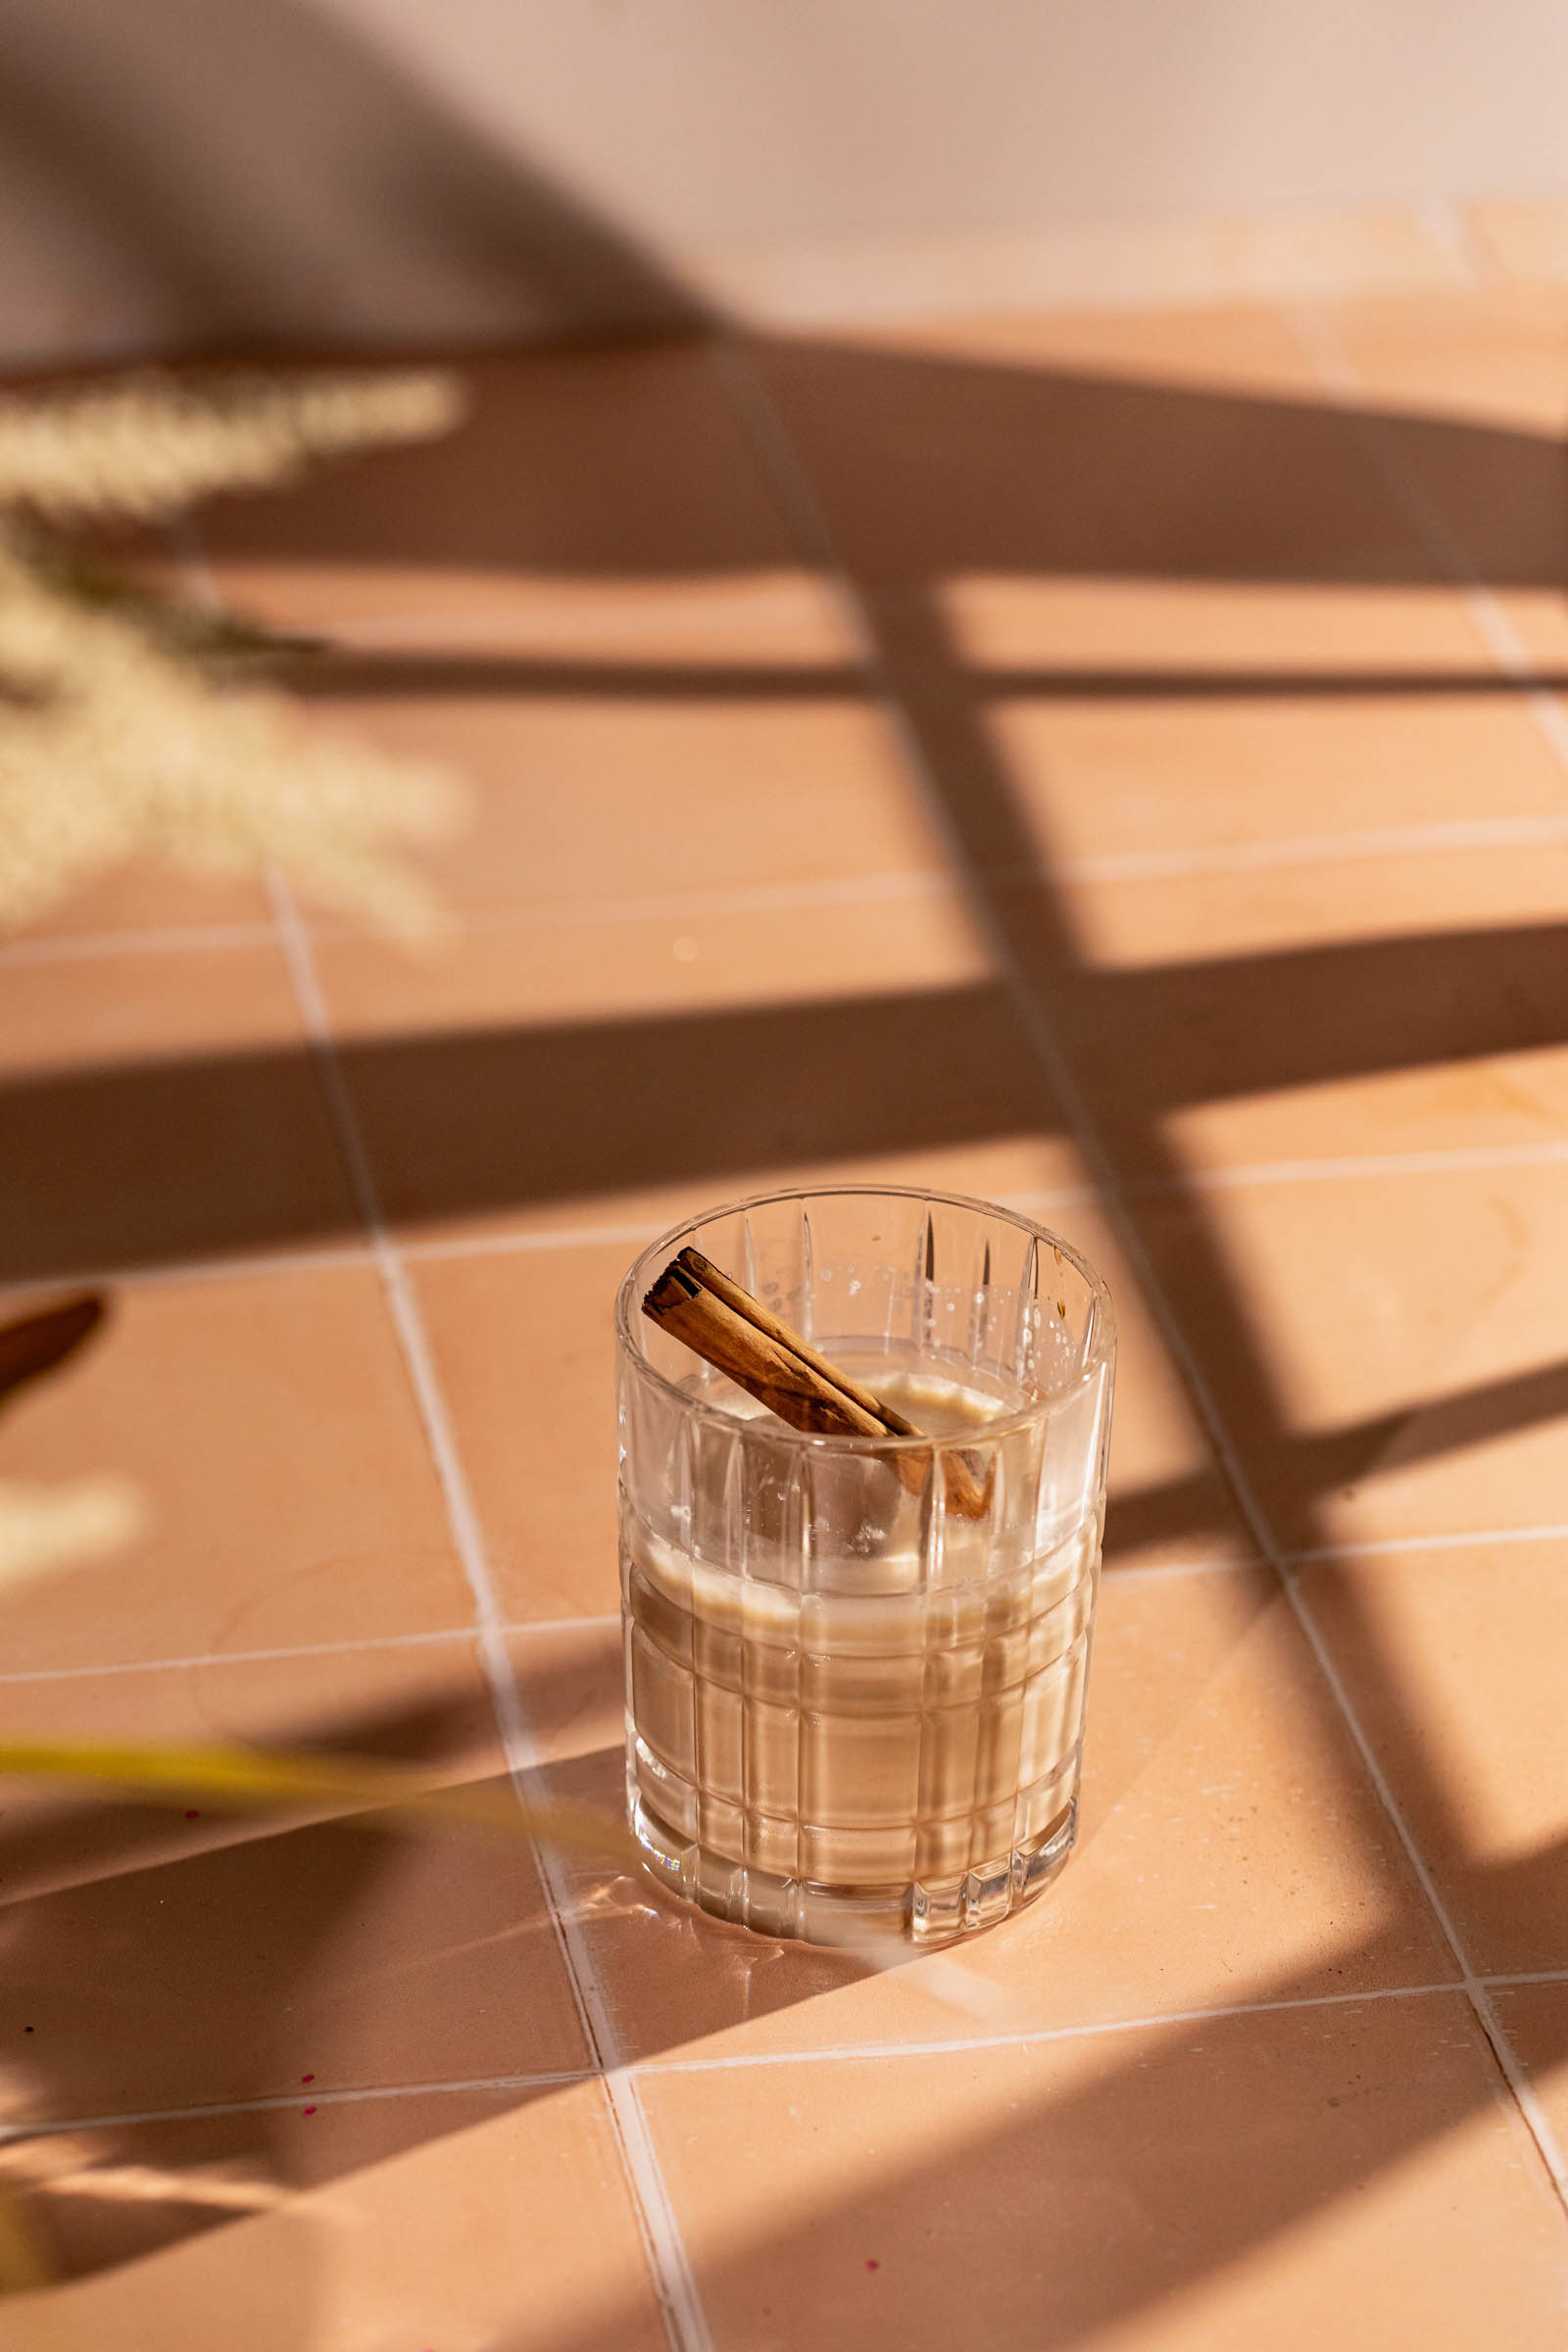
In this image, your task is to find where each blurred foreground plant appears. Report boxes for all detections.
[0,368,469,937]
[0,1734,633,1862]
[0,1732,636,2303]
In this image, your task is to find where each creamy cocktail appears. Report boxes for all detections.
[616,1192,1114,1946]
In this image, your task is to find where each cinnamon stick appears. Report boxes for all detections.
[680,1249,924,1439]
[642,1249,993,1518]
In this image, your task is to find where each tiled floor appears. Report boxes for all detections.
[2,274,1568,2347]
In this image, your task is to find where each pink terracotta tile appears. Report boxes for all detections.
[750,315,1436,603]
[0,2078,665,2350]
[1296,292,1568,596]
[0,1262,476,1668]
[1126,1161,1568,1553]
[1307,286,1568,433]
[1035,869,1568,1176]
[318,879,991,1028]
[941,573,1487,677]
[704,213,1464,334]
[1052,844,1568,971]
[293,688,947,912]
[1296,1540,1568,1976]
[639,1993,1568,2352]
[0,939,316,1080]
[1488,587,1568,674]
[988,693,1568,868]
[411,1240,631,1625]
[1148,1032,1568,1200]
[0,1641,590,2123]
[317,896,1091,1253]
[289,566,859,665]
[800,302,1333,398]
[512,1555,1454,2064]
[194,340,814,642]
[0,867,273,948]
[1466,200,1568,294]
[1049,1196,1258,1571]
[0,946,356,1285]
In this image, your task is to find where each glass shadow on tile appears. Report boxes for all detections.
[508,1558,1457,2069]
[639,1992,1567,2352]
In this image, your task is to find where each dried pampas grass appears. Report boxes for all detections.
[0,367,470,937]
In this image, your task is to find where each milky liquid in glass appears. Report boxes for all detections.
[621,1358,1103,1945]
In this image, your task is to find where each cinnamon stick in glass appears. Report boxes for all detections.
[642,1247,992,1518]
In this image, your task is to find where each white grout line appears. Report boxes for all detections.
[0,922,278,965]
[0,1626,477,1686]
[1129,1140,1568,1193]
[390,867,955,933]
[637,1977,1467,2076]
[2,1977,1488,2152]
[1482,1969,1568,1989]
[0,2068,594,2146]
[1288,1523,1568,1565]
[1051,809,1568,884]
[0,1241,375,1308]
[261,862,711,2352]
[13,793,1568,968]
[721,330,1568,2220]
[0,1615,620,1689]
[1099,1551,1262,1585]
[402,1218,670,1264]
[14,1129,1568,1312]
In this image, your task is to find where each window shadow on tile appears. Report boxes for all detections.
[5,917,1567,1288]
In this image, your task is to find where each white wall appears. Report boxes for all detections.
[318,0,1568,243]
[4,0,1566,365]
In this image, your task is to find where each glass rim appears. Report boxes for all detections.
[613,1181,1116,1454]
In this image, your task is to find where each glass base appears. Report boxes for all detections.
[629,1792,1077,1948]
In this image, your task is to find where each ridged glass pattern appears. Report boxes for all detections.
[614,1187,1116,1946]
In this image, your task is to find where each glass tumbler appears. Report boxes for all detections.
[615,1186,1115,1946]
